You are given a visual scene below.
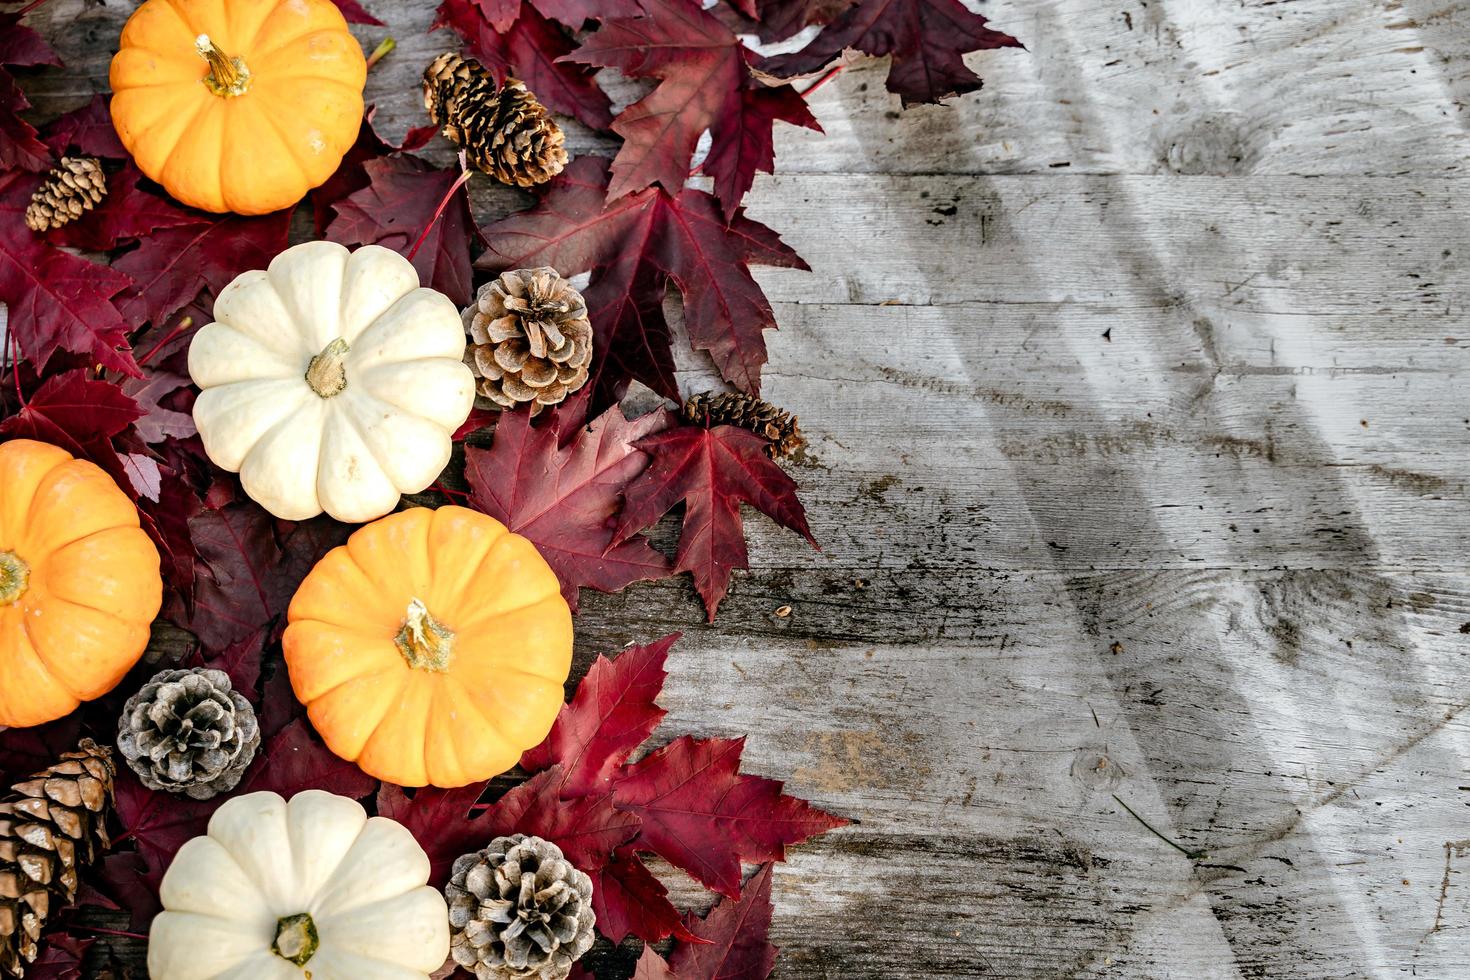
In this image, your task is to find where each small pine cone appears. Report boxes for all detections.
[446,835,595,980]
[423,51,476,135]
[24,157,106,232]
[684,391,806,460]
[464,268,593,415]
[116,667,261,801]
[423,54,567,188]
[0,740,115,979]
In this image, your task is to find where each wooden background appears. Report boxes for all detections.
[20,0,1470,976]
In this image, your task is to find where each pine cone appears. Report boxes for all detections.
[0,740,115,979]
[423,54,567,188]
[464,268,593,415]
[23,157,106,232]
[684,391,806,460]
[116,668,260,801]
[446,835,595,980]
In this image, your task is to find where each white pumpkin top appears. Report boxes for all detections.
[149,790,450,980]
[189,241,476,523]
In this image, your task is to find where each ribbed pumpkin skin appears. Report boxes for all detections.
[109,0,366,215]
[283,507,573,788]
[0,440,163,728]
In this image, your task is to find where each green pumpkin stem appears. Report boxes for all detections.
[272,913,319,967]
[396,598,456,672]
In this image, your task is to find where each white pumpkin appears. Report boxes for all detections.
[188,241,476,523]
[149,790,450,980]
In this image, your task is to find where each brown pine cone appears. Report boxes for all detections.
[684,391,806,460]
[464,268,593,414]
[24,157,106,232]
[0,740,115,979]
[422,53,567,188]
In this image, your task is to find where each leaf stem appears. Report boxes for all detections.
[407,154,471,262]
[1112,794,1207,860]
[365,36,395,72]
[137,315,194,368]
[78,926,150,941]
[801,64,844,97]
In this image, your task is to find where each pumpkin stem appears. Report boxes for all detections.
[272,913,319,967]
[195,34,252,98]
[396,598,456,672]
[0,551,28,606]
[305,338,351,398]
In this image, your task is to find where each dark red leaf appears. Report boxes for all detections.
[481,767,640,872]
[705,83,821,220]
[95,852,163,931]
[581,252,677,407]
[568,2,747,198]
[41,93,127,159]
[478,156,806,395]
[762,0,1022,106]
[23,933,91,980]
[737,0,857,44]
[463,393,674,610]
[591,847,700,945]
[669,864,778,980]
[0,13,62,69]
[121,370,196,444]
[614,736,845,896]
[112,209,293,330]
[474,0,520,31]
[311,109,427,236]
[0,714,83,785]
[614,424,816,619]
[326,154,474,306]
[330,0,385,25]
[434,1,614,130]
[531,0,641,27]
[0,171,137,375]
[0,369,141,444]
[377,781,493,887]
[521,634,679,797]
[49,163,198,251]
[239,717,378,800]
[0,69,50,173]
[572,946,676,980]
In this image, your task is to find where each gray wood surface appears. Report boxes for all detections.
[19,0,1470,977]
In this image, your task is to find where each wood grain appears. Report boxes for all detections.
[17,0,1470,976]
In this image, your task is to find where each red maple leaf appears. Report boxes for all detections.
[614,737,845,896]
[478,156,807,396]
[521,634,679,797]
[669,864,778,980]
[434,0,614,130]
[569,0,747,199]
[327,154,474,306]
[0,369,142,446]
[0,12,60,173]
[463,392,674,610]
[533,0,641,27]
[49,163,199,252]
[591,847,699,945]
[121,370,196,444]
[111,209,293,329]
[482,766,641,871]
[705,83,821,219]
[613,424,816,619]
[40,93,127,160]
[763,0,1022,106]
[0,171,138,376]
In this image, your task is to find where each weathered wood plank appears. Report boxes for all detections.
[14,0,1470,978]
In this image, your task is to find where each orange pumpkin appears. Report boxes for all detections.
[283,506,572,787]
[0,440,163,728]
[109,0,367,215]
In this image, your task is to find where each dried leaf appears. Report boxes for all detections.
[669,864,778,980]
